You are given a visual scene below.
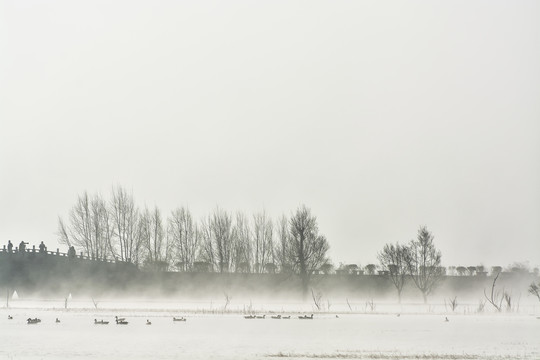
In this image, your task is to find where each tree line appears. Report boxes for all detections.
[57,186,330,296]
[60,187,539,304]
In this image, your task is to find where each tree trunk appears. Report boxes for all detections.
[301,273,309,300]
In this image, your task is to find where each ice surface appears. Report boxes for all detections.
[1,299,539,359]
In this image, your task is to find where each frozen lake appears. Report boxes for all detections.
[1,301,539,359]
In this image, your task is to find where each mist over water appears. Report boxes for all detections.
[3,268,540,359]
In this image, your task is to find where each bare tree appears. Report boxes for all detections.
[109,186,143,264]
[202,208,234,272]
[311,288,322,310]
[445,296,458,312]
[405,226,444,304]
[199,217,215,270]
[93,195,114,259]
[274,215,291,273]
[57,194,89,252]
[168,207,200,271]
[378,243,408,303]
[232,212,252,273]
[483,272,519,312]
[288,205,330,298]
[252,210,274,273]
[58,192,112,260]
[140,206,171,271]
[365,298,376,312]
[484,272,504,312]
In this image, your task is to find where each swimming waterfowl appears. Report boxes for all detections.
[115,316,128,325]
[146,320,152,325]
[173,317,186,322]
[94,319,109,325]
[27,318,41,324]
[298,314,314,319]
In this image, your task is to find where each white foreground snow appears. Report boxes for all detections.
[1,299,539,359]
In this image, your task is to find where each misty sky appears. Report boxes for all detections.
[1,1,539,269]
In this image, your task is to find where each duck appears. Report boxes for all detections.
[146,319,152,325]
[445,317,449,322]
[271,315,281,319]
[55,318,61,323]
[94,319,109,325]
[256,315,266,319]
[115,316,128,325]
[7,315,13,320]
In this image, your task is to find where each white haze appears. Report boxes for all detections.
[0,1,539,267]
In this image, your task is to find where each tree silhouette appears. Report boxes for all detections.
[405,226,444,303]
[287,205,329,298]
[378,243,408,303]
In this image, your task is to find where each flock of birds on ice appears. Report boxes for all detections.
[8,315,188,325]
[7,313,451,325]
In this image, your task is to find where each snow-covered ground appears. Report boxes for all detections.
[1,299,539,359]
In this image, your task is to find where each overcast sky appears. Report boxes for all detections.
[1,0,539,268]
